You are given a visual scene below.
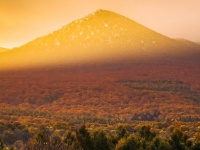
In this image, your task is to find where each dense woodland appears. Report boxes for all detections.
[0,58,200,149]
[0,121,200,150]
[0,59,199,123]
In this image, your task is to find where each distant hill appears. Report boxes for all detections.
[0,9,199,70]
[176,39,200,49]
[0,47,9,53]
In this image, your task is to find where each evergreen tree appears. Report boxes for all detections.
[139,125,156,141]
[76,125,93,150]
[149,136,170,150]
[117,126,128,140]
[115,135,140,150]
[0,139,4,150]
[169,128,189,150]
[192,142,200,150]
[92,130,110,150]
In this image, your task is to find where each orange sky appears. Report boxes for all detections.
[0,0,200,49]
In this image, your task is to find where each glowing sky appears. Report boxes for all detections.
[1,0,200,49]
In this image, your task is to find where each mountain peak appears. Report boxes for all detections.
[92,9,117,15]
[93,9,109,13]
[85,9,130,21]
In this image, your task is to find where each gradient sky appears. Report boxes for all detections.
[1,0,200,49]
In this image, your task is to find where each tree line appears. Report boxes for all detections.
[1,123,200,150]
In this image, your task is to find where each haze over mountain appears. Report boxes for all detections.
[0,10,199,70]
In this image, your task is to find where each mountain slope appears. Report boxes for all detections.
[0,9,199,70]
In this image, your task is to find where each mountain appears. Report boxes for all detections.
[0,9,199,70]
[0,47,9,53]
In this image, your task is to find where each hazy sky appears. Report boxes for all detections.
[1,0,200,49]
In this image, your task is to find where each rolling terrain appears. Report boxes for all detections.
[0,58,200,125]
[0,9,200,125]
